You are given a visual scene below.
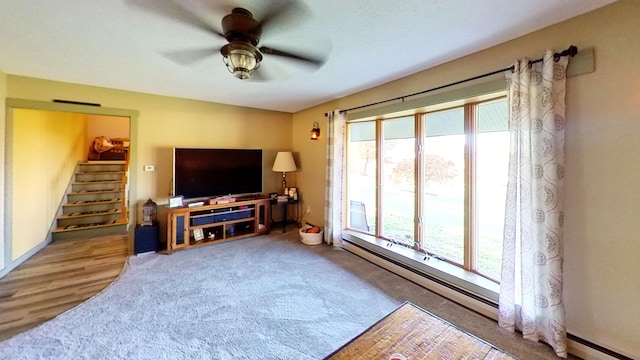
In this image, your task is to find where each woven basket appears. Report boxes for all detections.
[299,227,323,245]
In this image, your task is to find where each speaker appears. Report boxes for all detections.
[134,224,159,254]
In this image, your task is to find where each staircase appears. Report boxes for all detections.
[52,162,129,241]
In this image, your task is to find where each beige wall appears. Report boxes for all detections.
[6,77,294,205]
[293,0,640,356]
[11,109,88,259]
[0,70,6,273]
[87,114,130,143]
[2,0,638,356]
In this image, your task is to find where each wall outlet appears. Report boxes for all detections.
[143,165,155,172]
[305,206,311,214]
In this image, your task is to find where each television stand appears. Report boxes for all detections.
[166,198,270,254]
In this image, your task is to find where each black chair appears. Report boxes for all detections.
[349,200,371,232]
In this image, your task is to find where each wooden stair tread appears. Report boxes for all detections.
[73,180,122,184]
[58,209,122,219]
[63,199,122,207]
[52,160,129,241]
[69,189,122,195]
[53,218,128,233]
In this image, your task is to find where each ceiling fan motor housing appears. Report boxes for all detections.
[216,6,323,80]
[222,8,262,45]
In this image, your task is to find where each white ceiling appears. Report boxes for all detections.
[0,0,616,113]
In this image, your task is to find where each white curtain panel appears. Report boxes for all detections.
[324,110,346,246]
[499,50,569,358]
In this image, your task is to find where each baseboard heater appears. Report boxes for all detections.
[342,237,632,360]
[343,237,497,309]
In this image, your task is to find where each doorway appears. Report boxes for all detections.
[1,99,138,277]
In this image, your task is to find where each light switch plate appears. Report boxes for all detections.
[144,165,155,172]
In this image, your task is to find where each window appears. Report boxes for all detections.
[347,122,377,232]
[345,96,509,281]
[381,117,415,245]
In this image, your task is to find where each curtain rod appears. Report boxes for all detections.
[325,45,577,117]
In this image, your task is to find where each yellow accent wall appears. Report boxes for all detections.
[0,70,6,272]
[10,109,88,260]
[293,1,640,356]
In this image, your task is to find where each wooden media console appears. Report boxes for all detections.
[166,197,270,253]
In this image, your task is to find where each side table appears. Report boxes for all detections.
[270,198,299,233]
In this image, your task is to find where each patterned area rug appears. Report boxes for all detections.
[326,302,517,360]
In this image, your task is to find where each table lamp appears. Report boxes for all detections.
[272,152,297,194]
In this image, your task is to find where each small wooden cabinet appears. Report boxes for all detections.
[166,198,270,253]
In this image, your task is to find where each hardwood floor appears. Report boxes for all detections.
[0,234,129,341]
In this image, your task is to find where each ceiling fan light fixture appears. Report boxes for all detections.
[221,42,263,80]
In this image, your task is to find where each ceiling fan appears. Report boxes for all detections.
[129,0,326,80]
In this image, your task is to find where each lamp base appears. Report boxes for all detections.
[281,173,287,195]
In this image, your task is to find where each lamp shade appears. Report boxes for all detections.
[272,152,297,172]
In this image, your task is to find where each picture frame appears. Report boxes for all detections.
[288,187,297,198]
[168,195,184,209]
[193,228,204,241]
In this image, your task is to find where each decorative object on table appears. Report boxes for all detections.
[288,187,297,200]
[300,225,323,245]
[272,151,297,194]
[193,228,204,241]
[209,196,236,205]
[276,195,289,203]
[310,122,320,140]
[269,192,278,200]
[87,136,129,161]
[141,198,157,226]
[168,195,184,209]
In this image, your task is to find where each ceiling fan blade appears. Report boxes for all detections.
[126,0,224,38]
[259,46,325,67]
[162,47,220,66]
[249,69,269,82]
[258,0,310,33]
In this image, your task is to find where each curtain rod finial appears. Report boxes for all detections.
[568,45,578,57]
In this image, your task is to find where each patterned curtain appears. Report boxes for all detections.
[324,110,346,246]
[499,50,568,358]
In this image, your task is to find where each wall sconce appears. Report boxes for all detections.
[310,122,320,140]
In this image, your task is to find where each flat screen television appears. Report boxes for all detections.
[173,148,263,200]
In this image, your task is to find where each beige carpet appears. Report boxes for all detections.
[0,231,563,359]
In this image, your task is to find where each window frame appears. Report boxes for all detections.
[344,92,508,283]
